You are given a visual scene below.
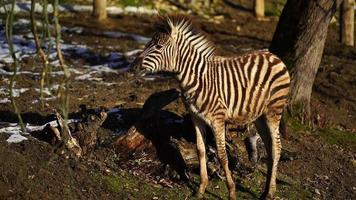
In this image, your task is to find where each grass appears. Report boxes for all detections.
[317,128,356,150]
[288,116,356,150]
[92,171,193,199]
[90,165,312,200]
[265,0,287,17]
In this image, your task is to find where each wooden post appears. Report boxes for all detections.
[93,0,107,20]
[254,0,265,19]
[340,0,355,46]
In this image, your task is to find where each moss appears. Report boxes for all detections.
[317,128,356,149]
[92,171,193,199]
[265,0,287,17]
[58,0,89,4]
[91,161,312,199]
[118,0,154,7]
[287,114,356,149]
[287,116,310,133]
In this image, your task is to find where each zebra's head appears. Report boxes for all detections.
[134,31,174,76]
[133,16,215,76]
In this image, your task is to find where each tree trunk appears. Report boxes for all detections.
[269,0,343,124]
[92,0,107,20]
[254,0,265,19]
[340,0,355,46]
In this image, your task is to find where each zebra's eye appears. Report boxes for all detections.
[155,44,163,50]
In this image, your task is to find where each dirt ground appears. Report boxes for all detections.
[0,3,355,200]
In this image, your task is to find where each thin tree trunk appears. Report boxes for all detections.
[254,0,265,19]
[92,0,107,20]
[269,0,343,124]
[340,0,355,46]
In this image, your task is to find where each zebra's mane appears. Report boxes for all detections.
[154,15,216,57]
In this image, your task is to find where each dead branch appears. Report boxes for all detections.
[54,110,82,157]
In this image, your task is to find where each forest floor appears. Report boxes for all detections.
[0,3,356,200]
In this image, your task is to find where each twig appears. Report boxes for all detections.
[4,0,25,131]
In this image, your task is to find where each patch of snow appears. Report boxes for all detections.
[143,76,157,81]
[107,108,122,114]
[0,85,58,104]
[88,64,118,73]
[102,31,150,44]
[6,133,28,143]
[33,84,59,96]
[0,119,80,143]
[0,88,29,97]
[124,49,142,57]
[101,82,116,86]
[106,52,123,61]
[117,66,131,73]
[113,128,126,136]
[174,119,184,124]
[122,6,158,15]
[61,26,84,34]
[1,17,141,78]
[31,97,56,104]
[75,73,95,81]
[0,98,11,104]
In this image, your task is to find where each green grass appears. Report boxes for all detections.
[92,171,193,199]
[265,0,287,17]
[288,116,356,150]
[317,128,356,150]
[90,165,312,200]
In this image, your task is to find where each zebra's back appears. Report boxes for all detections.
[213,51,290,124]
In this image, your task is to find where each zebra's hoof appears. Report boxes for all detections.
[195,192,204,199]
[259,192,274,200]
[244,136,259,164]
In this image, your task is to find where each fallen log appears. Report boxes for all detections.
[113,89,180,155]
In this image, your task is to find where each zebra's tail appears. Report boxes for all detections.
[279,114,288,139]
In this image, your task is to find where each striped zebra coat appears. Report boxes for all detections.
[135,16,290,200]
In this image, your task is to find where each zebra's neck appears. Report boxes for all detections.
[176,53,214,94]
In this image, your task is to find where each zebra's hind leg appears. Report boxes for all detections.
[191,115,209,198]
[211,118,236,200]
[254,114,282,200]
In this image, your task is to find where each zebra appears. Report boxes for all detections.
[134,16,290,200]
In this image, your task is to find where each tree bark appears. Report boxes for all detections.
[92,0,107,20]
[269,0,343,124]
[254,0,265,19]
[340,0,355,46]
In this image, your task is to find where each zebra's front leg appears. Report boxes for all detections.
[191,115,209,198]
[211,118,236,200]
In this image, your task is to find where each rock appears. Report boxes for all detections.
[314,188,321,195]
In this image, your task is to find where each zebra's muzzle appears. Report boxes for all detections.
[131,56,149,77]
[136,69,149,77]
